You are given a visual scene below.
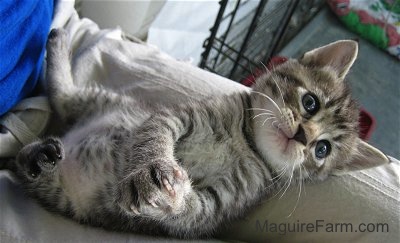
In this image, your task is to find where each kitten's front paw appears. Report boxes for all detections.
[16,138,64,179]
[117,161,191,218]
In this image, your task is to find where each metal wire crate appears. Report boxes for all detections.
[200,0,325,82]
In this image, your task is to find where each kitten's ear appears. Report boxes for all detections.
[300,40,358,80]
[332,139,390,175]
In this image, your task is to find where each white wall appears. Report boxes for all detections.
[76,0,166,40]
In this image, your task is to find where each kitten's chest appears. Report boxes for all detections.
[175,133,242,183]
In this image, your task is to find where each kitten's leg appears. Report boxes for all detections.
[45,29,76,120]
[46,29,131,123]
[116,110,259,237]
[117,158,192,218]
[14,137,67,212]
[163,181,233,237]
[114,114,221,237]
[118,160,243,238]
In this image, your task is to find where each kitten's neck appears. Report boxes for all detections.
[236,92,276,185]
[238,92,255,145]
[238,93,272,165]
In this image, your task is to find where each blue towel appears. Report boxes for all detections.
[0,0,54,116]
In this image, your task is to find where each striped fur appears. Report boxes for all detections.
[13,30,389,238]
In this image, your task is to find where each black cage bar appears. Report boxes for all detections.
[200,0,325,82]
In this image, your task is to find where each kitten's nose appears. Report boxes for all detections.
[293,125,307,146]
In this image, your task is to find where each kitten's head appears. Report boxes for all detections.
[251,40,389,180]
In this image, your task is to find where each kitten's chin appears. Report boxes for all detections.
[275,128,294,153]
[262,125,300,155]
[254,126,304,174]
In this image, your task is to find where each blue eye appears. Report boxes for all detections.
[302,93,320,115]
[315,140,331,159]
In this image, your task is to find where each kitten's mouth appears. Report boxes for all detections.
[272,121,307,150]
[273,126,291,152]
[273,124,300,153]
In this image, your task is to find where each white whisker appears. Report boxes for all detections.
[260,62,286,108]
[262,117,276,127]
[247,108,275,113]
[270,164,289,181]
[252,112,274,120]
[300,164,311,182]
[260,61,269,73]
[251,91,282,115]
[248,65,257,86]
[270,161,293,199]
[272,74,286,108]
[276,163,289,173]
[270,175,289,199]
[287,164,303,218]
[265,162,289,191]
[279,161,295,199]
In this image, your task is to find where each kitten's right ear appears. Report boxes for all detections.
[300,40,358,80]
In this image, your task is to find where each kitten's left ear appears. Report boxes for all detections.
[300,40,358,80]
[332,138,390,175]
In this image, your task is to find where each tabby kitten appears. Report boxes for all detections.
[14,29,389,238]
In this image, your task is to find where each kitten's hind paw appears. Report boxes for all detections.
[46,28,69,57]
[117,162,191,218]
[47,28,68,43]
[16,138,64,179]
